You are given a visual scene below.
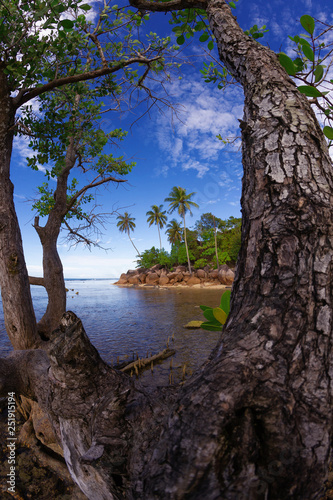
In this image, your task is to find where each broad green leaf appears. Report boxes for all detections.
[59,19,74,30]
[220,290,231,315]
[199,32,209,43]
[208,40,214,50]
[177,35,185,45]
[297,85,322,97]
[279,53,296,76]
[302,44,314,62]
[200,305,210,311]
[213,307,227,325]
[79,3,92,10]
[299,37,311,47]
[300,15,315,35]
[294,57,304,72]
[201,322,222,332]
[203,307,216,322]
[323,126,333,140]
[229,1,236,8]
[314,65,324,83]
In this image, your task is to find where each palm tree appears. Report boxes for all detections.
[165,186,199,274]
[166,219,183,246]
[116,212,141,258]
[146,204,167,250]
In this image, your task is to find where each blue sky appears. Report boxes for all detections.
[11,0,333,278]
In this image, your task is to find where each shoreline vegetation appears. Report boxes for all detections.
[113,263,235,289]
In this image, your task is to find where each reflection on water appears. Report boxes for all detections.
[0,280,226,386]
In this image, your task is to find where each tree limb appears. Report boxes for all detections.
[13,54,162,108]
[66,175,126,214]
[129,0,207,11]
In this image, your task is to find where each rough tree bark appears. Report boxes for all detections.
[31,140,74,336]
[0,67,39,349]
[1,1,333,499]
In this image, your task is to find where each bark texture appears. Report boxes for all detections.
[32,136,76,335]
[0,67,39,349]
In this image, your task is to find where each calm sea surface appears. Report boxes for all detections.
[0,280,225,386]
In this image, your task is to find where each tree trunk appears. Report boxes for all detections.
[33,218,66,336]
[158,225,162,250]
[128,231,141,258]
[1,1,333,498]
[183,212,192,274]
[0,67,39,349]
[32,143,75,335]
[213,214,219,268]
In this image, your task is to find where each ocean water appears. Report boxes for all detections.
[0,280,225,386]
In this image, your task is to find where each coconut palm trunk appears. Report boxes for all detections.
[157,225,162,251]
[128,230,141,258]
[182,212,192,275]
[213,215,219,268]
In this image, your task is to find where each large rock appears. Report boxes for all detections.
[126,269,138,276]
[128,276,139,285]
[146,272,159,285]
[187,276,201,286]
[159,276,169,286]
[117,277,128,284]
[218,266,235,285]
[225,268,235,285]
[197,269,207,279]
[150,264,163,272]
[167,272,183,282]
[209,269,219,279]
[175,265,187,273]
[137,273,146,283]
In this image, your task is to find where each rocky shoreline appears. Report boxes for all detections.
[114,264,235,288]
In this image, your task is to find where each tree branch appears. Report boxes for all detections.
[13,54,162,108]
[129,0,207,11]
[66,175,126,214]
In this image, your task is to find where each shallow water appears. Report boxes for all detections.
[0,280,226,386]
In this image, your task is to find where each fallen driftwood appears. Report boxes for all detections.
[117,348,176,374]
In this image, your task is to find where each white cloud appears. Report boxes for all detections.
[13,135,47,173]
[152,74,243,179]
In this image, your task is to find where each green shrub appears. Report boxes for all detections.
[200,290,231,331]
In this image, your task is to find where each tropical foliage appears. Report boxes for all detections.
[200,290,231,331]
[137,213,241,269]
[116,212,141,257]
[164,186,199,274]
[146,205,167,249]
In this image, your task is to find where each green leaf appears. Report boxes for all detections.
[213,307,227,325]
[199,304,209,311]
[177,35,185,45]
[298,37,311,47]
[220,290,231,316]
[302,44,314,62]
[297,85,322,97]
[59,19,74,30]
[229,1,236,8]
[203,307,216,322]
[208,40,214,50]
[201,321,222,332]
[79,3,92,10]
[279,53,296,76]
[314,65,324,83]
[300,15,315,35]
[294,57,304,72]
[199,32,209,43]
[323,126,333,140]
